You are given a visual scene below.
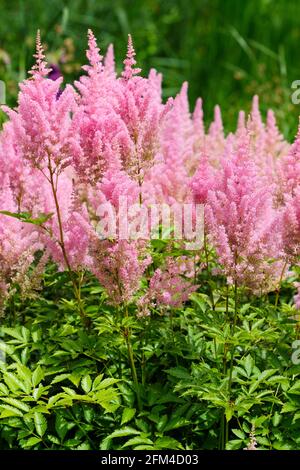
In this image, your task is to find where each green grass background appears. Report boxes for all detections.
[0,0,299,137]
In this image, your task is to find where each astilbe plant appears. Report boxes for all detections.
[1,29,300,451]
[200,131,285,294]
[1,31,89,323]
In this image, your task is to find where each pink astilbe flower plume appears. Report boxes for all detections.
[85,29,103,72]
[202,131,285,293]
[29,29,51,79]
[2,33,76,174]
[122,34,141,81]
[104,44,116,78]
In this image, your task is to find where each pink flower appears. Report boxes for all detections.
[204,131,284,293]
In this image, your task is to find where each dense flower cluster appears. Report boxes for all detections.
[0,30,299,311]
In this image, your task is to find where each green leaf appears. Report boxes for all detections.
[23,436,42,448]
[166,367,190,379]
[16,364,32,385]
[4,372,28,392]
[232,428,245,439]
[32,366,44,387]
[225,405,234,422]
[2,326,30,343]
[47,434,60,445]
[226,439,244,450]
[155,437,183,450]
[51,374,71,385]
[81,375,92,393]
[34,412,47,437]
[105,427,141,439]
[244,355,254,377]
[93,377,119,391]
[121,407,136,425]
[55,414,73,441]
[0,404,24,417]
[272,411,282,427]
[0,397,30,412]
[122,436,153,448]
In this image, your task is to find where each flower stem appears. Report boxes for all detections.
[124,304,142,411]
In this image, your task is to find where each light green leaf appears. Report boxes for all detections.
[23,436,42,448]
[121,407,136,425]
[32,366,44,387]
[81,375,92,394]
[34,412,47,437]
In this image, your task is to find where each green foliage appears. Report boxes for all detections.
[0,261,299,450]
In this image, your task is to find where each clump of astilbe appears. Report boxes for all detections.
[72,31,165,190]
[74,162,152,306]
[1,33,91,269]
[0,180,41,310]
[138,256,198,316]
[202,131,284,293]
[71,30,128,185]
[70,32,160,304]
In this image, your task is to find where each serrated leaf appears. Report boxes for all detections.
[105,427,140,440]
[226,439,243,450]
[55,414,73,441]
[62,387,77,396]
[121,407,136,425]
[47,434,60,445]
[155,436,183,450]
[16,364,32,385]
[122,436,153,448]
[272,411,282,427]
[81,375,92,393]
[32,366,44,387]
[281,403,299,413]
[244,355,254,377]
[93,377,119,391]
[4,372,27,392]
[0,404,24,417]
[51,374,71,385]
[166,367,190,379]
[34,412,47,437]
[0,210,53,226]
[0,397,30,412]
[23,436,42,448]
[232,428,245,439]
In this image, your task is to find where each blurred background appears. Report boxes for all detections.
[0,0,299,138]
